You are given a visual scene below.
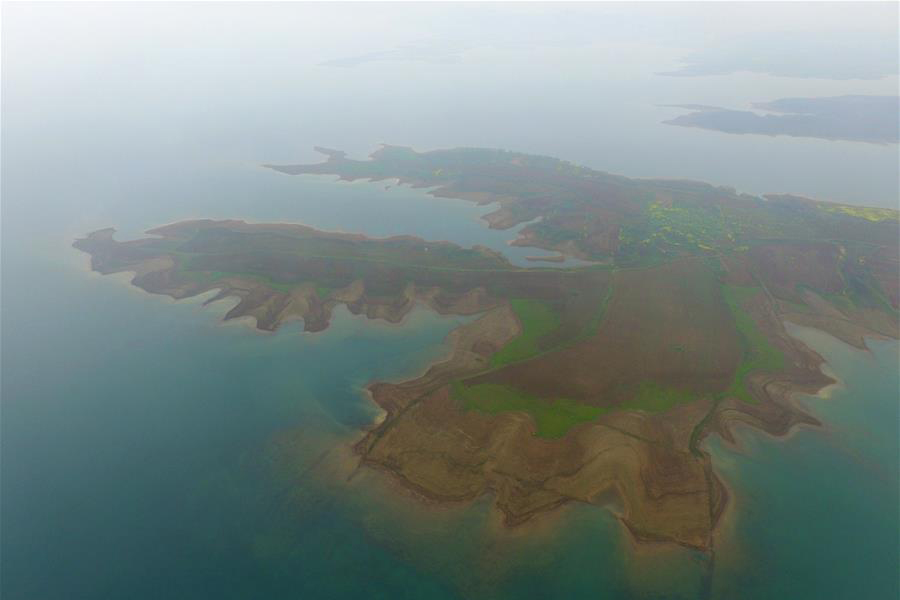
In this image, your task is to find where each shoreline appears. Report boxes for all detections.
[348,305,882,554]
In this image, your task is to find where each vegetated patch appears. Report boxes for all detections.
[619,381,696,413]
[489,299,561,367]
[819,203,899,223]
[722,285,786,404]
[452,382,604,439]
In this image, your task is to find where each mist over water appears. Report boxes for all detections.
[2,3,898,599]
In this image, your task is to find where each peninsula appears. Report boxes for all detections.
[75,145,899,551]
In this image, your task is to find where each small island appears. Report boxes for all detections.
[76,145,899,551]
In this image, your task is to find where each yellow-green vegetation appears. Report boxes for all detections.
[453,382,604,438]
[818,203,899,223]
[641,200,739,254]
[617,199,750,266]
[723,285,786,404]
[620,381,696,413]
[489,299,561,367]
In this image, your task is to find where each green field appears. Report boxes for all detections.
[453,382,604,438]
[489,299,561,368]
[723,285,786,404]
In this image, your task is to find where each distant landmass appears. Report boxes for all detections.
[663,96,899,144]
[76,145,899,552]
[659,31,898,80]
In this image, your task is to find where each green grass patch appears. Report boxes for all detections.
[620,381,696,413]
[315,284,332,299]
[453,382,604,438]
[723,286,786,404]
[490,299,561,368]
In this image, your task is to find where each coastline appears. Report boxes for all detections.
[349,305,879,554]
[712,323,888,455]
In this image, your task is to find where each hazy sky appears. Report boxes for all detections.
[4,2,898,76]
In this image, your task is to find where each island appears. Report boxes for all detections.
[75,145,899,551]
[663,96,900,144]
